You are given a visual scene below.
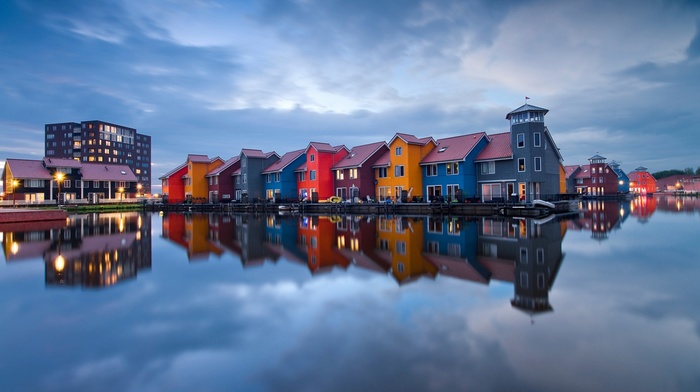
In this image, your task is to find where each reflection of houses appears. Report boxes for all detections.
[375,216,437,284]
[161,213,224,261]
[297,216,349,273]
[333,216,389,274]
[477,216,566,315]
[422,217,489,284]
[567,199,628,240]
[39,213,151,288]
[630,195,657,222]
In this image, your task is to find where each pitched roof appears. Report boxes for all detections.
[420,132,487,165]
[563,165,581,179]
[332,141,387,169]
[574,165,591,179]
[187,154,211,163]
[390,133,435,146]
[159,162,187,180]
[262,149,305,174]
[5,159,53,180]
[207,156,240,177]
[80,163,138,181]
[241,149,278,159]
[475,132,512,161]
[505,104,549,119]
[306,142,348,154]
[372,150,391,168]
[43,157,81,168]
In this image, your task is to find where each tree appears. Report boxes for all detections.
[684,167,694,175]
[696,167,700,175]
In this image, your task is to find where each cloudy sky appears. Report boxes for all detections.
[1,0,699,190]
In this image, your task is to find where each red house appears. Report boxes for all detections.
[296,142,349,201]
[628,166,657,195]
[572,154,620,196]
[159,162,187,203]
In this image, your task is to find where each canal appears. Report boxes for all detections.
[1,195,699,392]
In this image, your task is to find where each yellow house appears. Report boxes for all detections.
[373,133,436,202]
[184,154,224,201]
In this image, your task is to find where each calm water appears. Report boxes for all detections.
[1,196,699,392]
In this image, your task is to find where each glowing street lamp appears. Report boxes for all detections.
[136,183,143,197]
[118,187,125,200]
[11,179,19,207]
[55,172,65,205]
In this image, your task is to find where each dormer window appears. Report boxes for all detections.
[438,147,447,153]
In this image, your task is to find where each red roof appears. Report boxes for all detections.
[262,149,305,173]
[332,141,386,169]
[575,165,591,179]
[420,132,487,164]
[372,150,391,168]
[564,165,581,179]
[5,159,53,180]
[307,142,348,154]
[475,132,511,161]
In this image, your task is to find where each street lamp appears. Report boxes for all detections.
[137,183,142,197]
[118,187,125,200]
[11,179,19,207]
[55,172,65,205]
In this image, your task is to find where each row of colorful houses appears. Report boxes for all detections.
[161,104,567,204]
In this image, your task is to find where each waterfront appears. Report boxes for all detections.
[1,195,699,392]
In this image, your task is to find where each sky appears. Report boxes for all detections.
[1,0,699,192]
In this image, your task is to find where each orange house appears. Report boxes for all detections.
[373,133,436,202]
[183,154,224,202]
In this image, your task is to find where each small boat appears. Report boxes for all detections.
[532,199,556,209]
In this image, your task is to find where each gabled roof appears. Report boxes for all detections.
[389,133,435,146]
[332,141,387,170]
[475,132,512,161]
[187,154,211,163]
[505,104,549,120]
[241,149,278,159]
[574,165,591,179]
[372,150,391,168]
[294,162,308,172]
[159,162,187,180]
[262,149,305,174]
[564,165,581,179]
[589,154,606,161]
[306,142,349,154]
[206,156,240,177]
[43,157,81,169]
[5,159,53,180]
[420,132,487,165]
[80,163,138,181]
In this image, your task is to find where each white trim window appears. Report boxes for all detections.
[426,164,437,176]
[534,157,542,172]
[481,161,495,175]
[518,158,526,172]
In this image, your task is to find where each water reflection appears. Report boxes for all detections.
[161,212,568,315]
[2,212,152,288]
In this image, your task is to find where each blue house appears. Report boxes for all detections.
[261,148,306,202]
[609,161,630,194]
[419,132,488,202]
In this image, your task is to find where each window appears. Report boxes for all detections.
[481,161,495,175]
[518,158,525,172]
[377,167,388,178]
[534,132,541,147]
[266,174,272,183]
[395,146,402,156]
[298,171,305,181]
[534,157,542,172]
[520,272,529,288]
[592,177,596,183]
[93,181,99,188]
[75,180,82,188]
[517,133,525,148]
[446,162,459,175]
[310,154,315,162]
[447,184,459,199]
[426,164,437,176]
[537,248,545,264]
[520,247,528,264]
[394,165,404,177]
[243,174,247,183]
[103,181,109,188]
[336,170,344,180]
[275,173,280,182]
[349,168,357,179]
[310,170,316,180]
[599,177,604,183]
[592,167,596,174]
[396,241,407,255]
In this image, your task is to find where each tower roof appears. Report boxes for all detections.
[506,104,549,120]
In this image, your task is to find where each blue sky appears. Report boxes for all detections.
[1,0,699,191]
